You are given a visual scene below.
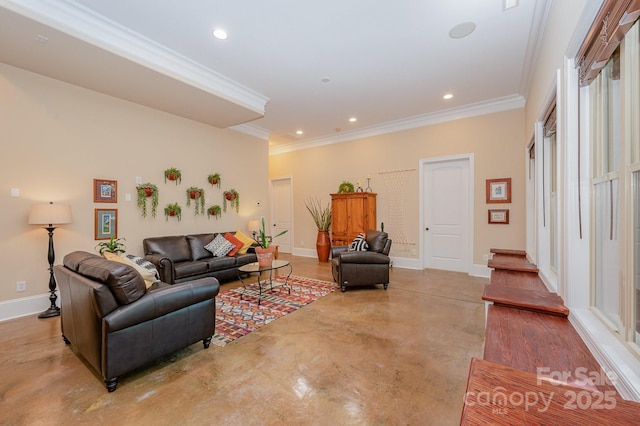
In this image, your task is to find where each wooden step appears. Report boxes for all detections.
[490,269,547,292]
[490,248,527,257]
[483,304,615,393]
[482,284,569,317]
[487,257,539,273]
[461,358,640,425]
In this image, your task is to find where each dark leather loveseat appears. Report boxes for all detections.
[143,233,257,284]
[54,251,219,392]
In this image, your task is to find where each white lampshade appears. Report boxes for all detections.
[28,202,72,226]
[247,219,261,234]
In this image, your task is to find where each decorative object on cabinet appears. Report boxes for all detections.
[93,179,117,203]
[164,203,182,221]
[305,197,332,262]
[488,209,509,224]
[28,201,72,318]
[186,187,205,215]
[207,205,222,219]
[95,208,118,240]
[95,235,126,256]
[365,175,373,192]
[136,183,159,218]
[486,178,511,203]
[208,173,221,188]
[337,181,355,193]
[164,167,182,184]
[223,189,240,212]
[330,192,377,247]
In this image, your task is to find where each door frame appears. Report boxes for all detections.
[419,154,474,272]
[269,176,293,253]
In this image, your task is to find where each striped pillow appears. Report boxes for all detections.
[349,233,369,251]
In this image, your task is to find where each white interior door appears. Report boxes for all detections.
[271,177,292,253]
[423,157,471,272]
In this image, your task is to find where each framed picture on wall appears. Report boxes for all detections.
[488,209,509,224]
[95,209,118,240]
[94,179,117,203]
[486,178,511,203]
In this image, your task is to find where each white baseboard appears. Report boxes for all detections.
[470,263,491,278]
[570,309,640,401]
[0,292,56,322]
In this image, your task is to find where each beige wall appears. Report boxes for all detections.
[0,63,268,303]
[270,108,526,265]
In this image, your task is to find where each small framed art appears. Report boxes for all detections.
[488,209,509,224]
[486,178,511,203]
[95,209,118,240]
[94,179,117,203]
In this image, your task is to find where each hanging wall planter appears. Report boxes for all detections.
[223,189,240,213]
[208,173,221,188]
[207,205,222,219]
[186,187,205,215]
[164,203,182,221]
[164,167,182,184]
[136,183,159,218]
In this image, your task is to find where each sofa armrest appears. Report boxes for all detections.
[337,251,390,264]
[331,246,349,258]
[145,254,174,284]
[104,277,220,332]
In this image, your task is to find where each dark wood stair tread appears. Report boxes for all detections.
[487,257,539,273]
[482,284,569,317]
[489,248,527,256]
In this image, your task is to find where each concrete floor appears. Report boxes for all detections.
[0,254,487,425]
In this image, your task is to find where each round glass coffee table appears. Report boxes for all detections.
[237,259,292,305]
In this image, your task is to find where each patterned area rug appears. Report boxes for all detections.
[212,275,338,347]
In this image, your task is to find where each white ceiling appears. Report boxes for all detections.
[0,0,549,153]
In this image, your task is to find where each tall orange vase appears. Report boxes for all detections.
[316,230,331,262]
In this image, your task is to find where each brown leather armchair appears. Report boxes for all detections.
[331,230,392,292]
[54,251,219,392]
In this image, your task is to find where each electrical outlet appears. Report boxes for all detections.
[16,281,26,292]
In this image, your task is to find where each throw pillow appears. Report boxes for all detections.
[204,234,235,257]
[349,233,369,251]
[224,232,243,256]
[103,252,160,289]
[234,230,256,254]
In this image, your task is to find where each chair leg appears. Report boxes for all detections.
[203,336,212,348]
[105,377,118,392]
[341,282,347,292]
[383,283,388,290]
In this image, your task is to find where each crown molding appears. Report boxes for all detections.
[0,0,269,115]
[231,123,271,140]
[269,94,526,155]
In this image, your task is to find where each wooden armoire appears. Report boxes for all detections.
[330,192,377,246]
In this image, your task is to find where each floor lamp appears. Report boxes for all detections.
[28,202,72,319]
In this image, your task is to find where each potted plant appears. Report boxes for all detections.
[208,173,221,188]
[305,197,332,262]
[207,205,222,219]
[164,167,182,184]
[164,202,182,221]
[223,189,240,213]
[136,183,159,218]
[338,181,355,193]
[186,186,205,215]
[95,236,126,256]
[255,217,288,267]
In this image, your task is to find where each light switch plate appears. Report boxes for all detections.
[10,188,19,197]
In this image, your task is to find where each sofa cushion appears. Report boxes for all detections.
[349,233,369,251]
[144,235,192,262]
[204,234,234,257]
[186,233,216,261]
[207,256,237,271]
[174,260,209,279]
[234,230,255,254]
[224,232,243,256]
[74,255,147,305]
[366,230,389,253]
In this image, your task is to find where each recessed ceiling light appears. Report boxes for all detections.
[443,93,453,100]
[212,29,228,40]
[449,22,476,39]
[296,130,304,135]
[321,77,331,83]
[349,117,357,123]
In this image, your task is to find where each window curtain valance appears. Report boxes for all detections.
[576,0,640,86]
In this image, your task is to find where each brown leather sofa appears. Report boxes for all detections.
[331,230,392,292]
[54,251,219,392]
[143,233,257,284]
